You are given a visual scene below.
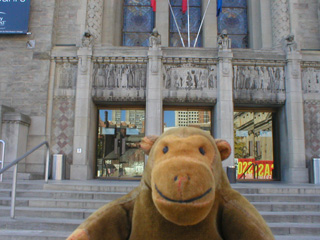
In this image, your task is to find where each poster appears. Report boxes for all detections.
[237,158,274,180]
[0,0,31,34]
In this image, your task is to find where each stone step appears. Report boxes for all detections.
[0,181,44,190]
[28,198,111,209]
[0,189,126,200]
[261,211,320,223]
[243,193,320,202]
[269,223,320,236]
[0,217,81,232]
[0,206,95,219]
[3,189,319,203]
[0,197,29,207]
[43,181,139,193]
[233,185,320,195]
[0,230,70,240]
[275,236,320,240]
[253,202,320,212]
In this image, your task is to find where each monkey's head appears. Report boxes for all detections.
[140,127,231,226]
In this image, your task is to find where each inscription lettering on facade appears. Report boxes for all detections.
[163,65,217,90]
[233,66,285,92]
[302,68,320,93]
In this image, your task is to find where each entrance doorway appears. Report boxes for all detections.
[234,111,276,181]
[96,108,145,179]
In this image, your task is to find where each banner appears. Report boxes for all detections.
[0,0,31,34]
[237,158,274,180]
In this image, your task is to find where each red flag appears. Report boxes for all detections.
[182,0,187,14]
[151,0,156,12]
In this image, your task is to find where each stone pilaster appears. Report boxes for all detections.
[86,0,104,44]
[202,0,217,48]
[283,50,308,183]
[146,32,163,136]
[70,46,94,180]
[214,35,234,168]
[1,112,31,180]
[271,0,290,48]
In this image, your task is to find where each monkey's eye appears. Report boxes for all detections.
[199,147,205,155]
[163,146,169,154]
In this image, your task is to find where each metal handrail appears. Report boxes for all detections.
[0,141,50,219]
[0,140,5,182]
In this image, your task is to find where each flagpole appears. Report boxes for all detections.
[187,0,190,47]
[194,0,211,47]
[168,0,185,47]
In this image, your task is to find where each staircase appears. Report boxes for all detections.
[0,180,319,240]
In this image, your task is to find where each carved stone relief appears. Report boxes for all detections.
[302,68,320,93]
[233,66,285,92]
[92,63,147,90]
[56,63,77,89]
[163,65,217,90]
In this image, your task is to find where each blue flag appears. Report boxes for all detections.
[217,0,222,17]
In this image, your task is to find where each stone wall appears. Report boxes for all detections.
[54,0,83,46]
[292,0,320,50]
[302,66,320,167]
[304,101,320,167]
[0,1,56,178]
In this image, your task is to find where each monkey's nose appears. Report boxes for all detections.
[174,175,191,194]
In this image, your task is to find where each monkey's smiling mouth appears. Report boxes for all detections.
[155,185,212,203]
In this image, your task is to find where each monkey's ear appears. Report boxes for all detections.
[215,139,231,161]
[140,135,158,155]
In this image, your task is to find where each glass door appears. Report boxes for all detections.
[96,108,145,179]
[234,111,275,180]
[163,108,212,132]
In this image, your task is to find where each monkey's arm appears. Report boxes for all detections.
[67,189,137,240]
[220,190,274,240]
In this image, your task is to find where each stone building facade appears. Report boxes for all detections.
[0,0,319,183]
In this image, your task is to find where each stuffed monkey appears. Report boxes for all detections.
[67,127,274,240]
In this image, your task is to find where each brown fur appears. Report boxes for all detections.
[67,127,274,240]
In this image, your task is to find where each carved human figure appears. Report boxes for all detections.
[149,28,161,49]
[217,30,232,50]
[261,67,269,90]
[107,64,115,88]
[255,67,262,89]
[279,68,285,90]
[284,34,298,53]
[81,31,94,48]
[96,68,106,88]
[208,67,217,89]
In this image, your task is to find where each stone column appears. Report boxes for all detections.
[282,39,308,183]
[146,30,163,136]
[102,0,123,46]
[214,32,234,168]
[271,0,290,48]
[86,0,104,45]
[1,112,31,180]
[202,0,217,48]
[259,0,272,49]
[0,105,14,139]
[156,0,169,47]
[70,41,94,180]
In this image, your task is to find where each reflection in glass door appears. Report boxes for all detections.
[234,111,274,180]
[163,109,211,132]
[96,109,145,179]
